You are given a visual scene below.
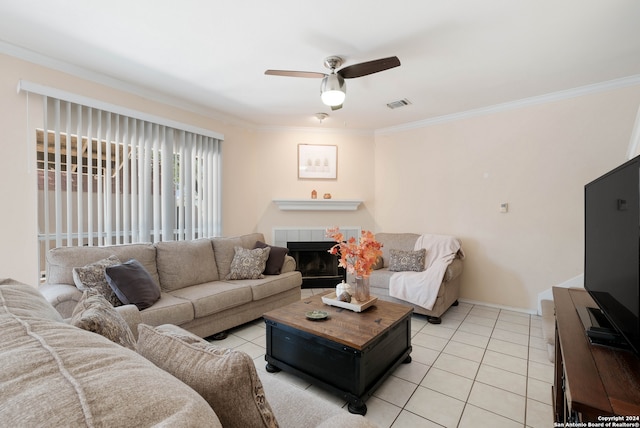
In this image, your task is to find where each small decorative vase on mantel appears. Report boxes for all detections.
[354,275,371,302]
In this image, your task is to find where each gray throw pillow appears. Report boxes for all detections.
[388,248,426,272]
[105,259,161,310]
[225,246,271,280]
[253,241,288,275]
[72,255,123,307]
[70,289,137,351]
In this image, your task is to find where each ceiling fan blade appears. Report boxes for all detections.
[337,56,401,79]
[264,70,326,78]
[331,104,343,111]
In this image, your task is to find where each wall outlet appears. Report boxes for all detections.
[500,203,509,213]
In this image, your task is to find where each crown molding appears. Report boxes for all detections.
[0,40,254,130]
[376,74,640,136]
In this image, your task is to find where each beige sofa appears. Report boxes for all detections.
[40,233,302,338]
[368,233,464,324]
[0,278,376,427]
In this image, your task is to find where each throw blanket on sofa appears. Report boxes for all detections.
[389,234,464,310]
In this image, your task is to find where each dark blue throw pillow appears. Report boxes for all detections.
[253,241,289,275]
[105,259,161,310]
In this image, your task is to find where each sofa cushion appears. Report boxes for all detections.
[246,272,304,301]
[0,283,220,427]
[46,243,160,287]
[156,239,219,291]
[368,269,396,289]
[108,243,160,286]
[254,241,289,275]
[72,255,123,306]
[137,292,195,327]
[170,281,253,318]
[388,248,426,272]
[226,246,271,280]
[137,323,278,428]
[70,290,137,351]
[105,259,161,310]
[375,233,420,268]
[212,233,266,279]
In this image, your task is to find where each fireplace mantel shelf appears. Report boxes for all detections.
[273,199,363,211]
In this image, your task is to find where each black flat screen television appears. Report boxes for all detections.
[584,155,640,355]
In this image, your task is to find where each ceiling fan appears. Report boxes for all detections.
[265,56,401,110]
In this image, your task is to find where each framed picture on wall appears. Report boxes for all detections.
[298,144,337,179]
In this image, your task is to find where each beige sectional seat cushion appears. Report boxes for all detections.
[137,323,278,428]
[156,239,219,291]
[170,281,253,318]
[369,269,396,288]
[0,281,220,427]
[137,292,195,327]
[244,271,304,301]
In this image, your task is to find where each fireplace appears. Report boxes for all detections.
[288,241,346,289]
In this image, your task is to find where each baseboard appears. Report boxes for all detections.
[457,298,537,315]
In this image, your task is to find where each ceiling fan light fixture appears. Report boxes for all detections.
[320,73,346,106]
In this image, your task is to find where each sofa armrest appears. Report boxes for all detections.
[39,283,83,318]
[41,283,143,339]
[443,258,463,282]
[281,254,296,274]
[115,304,143,340]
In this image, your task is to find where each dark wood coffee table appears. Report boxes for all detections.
[263,292,413,415]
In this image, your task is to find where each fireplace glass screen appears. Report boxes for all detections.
[288,241,346,288]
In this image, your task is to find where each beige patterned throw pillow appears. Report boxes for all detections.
[72,255,123,307]
[225,246,271,280]
[70,290,137,351]
[137,324,279,428]
[388,248,427,272]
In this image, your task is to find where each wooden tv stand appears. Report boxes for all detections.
[552,287,640,423]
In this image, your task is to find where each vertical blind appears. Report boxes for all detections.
[30,90,222,272]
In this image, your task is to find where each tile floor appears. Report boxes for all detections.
[212,289,554,428]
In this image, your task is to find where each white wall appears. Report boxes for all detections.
[252,128,377,236]
[374,86,640,310]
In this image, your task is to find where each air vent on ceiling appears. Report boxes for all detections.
[386,98,412,109]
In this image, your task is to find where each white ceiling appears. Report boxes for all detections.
[1,0,640,131]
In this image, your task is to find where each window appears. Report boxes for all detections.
[35,96,222,276]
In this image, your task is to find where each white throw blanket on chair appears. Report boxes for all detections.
[388,234,464,310]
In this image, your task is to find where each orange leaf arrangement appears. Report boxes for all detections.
[326,227,383,278]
